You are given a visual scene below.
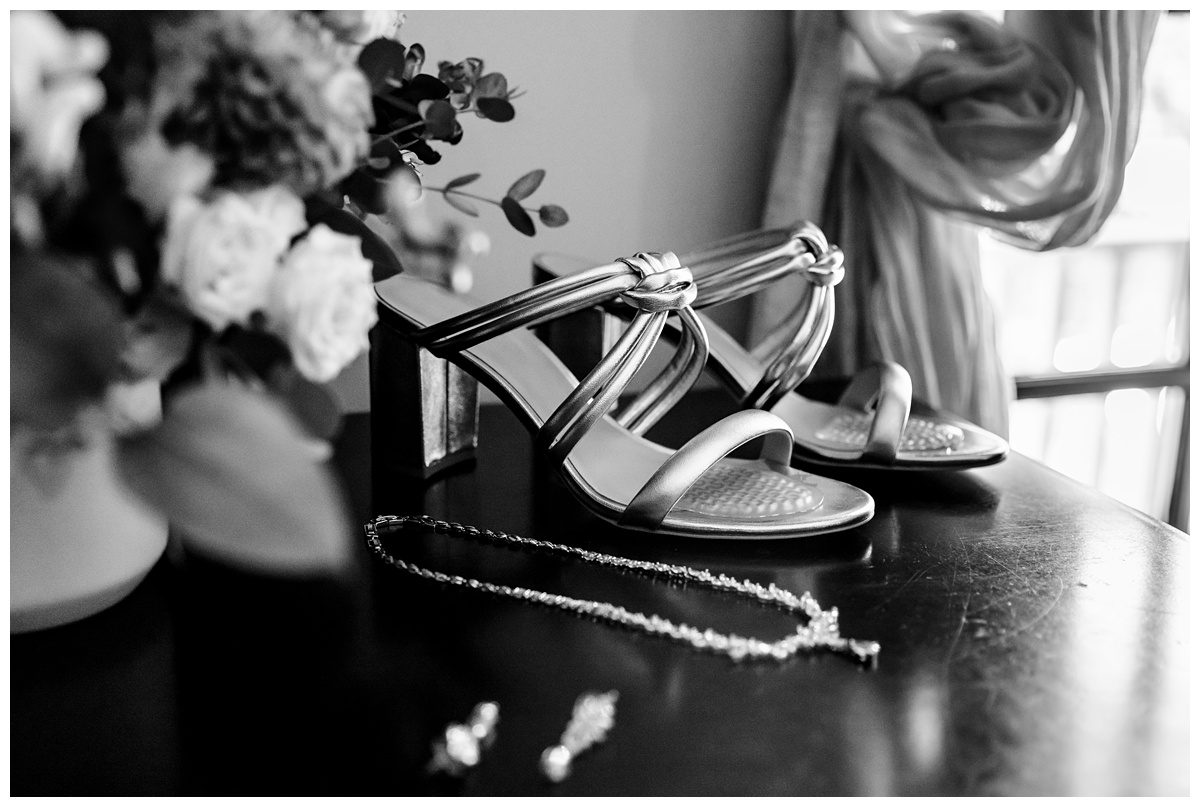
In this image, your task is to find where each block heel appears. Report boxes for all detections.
[370,320,479,479]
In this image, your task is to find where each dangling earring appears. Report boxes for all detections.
[540,690,619,783]
[427,701,500,776]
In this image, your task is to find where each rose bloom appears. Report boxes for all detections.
[10,11,108,183]
[268,225,378,383]
[161,186,307,330]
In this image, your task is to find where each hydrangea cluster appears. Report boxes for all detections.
[151,11,372,197]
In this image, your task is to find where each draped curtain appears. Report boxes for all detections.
[752,10,1159,435]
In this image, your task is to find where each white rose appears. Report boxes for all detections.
[268,225,378,383]
[161,186,307,330]
[10,11,108,183]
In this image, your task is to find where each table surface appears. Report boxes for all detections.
[10,391,1191,796]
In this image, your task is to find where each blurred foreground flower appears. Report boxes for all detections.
[161,186,308,330]
[269,225,378,383]
[313,10,405,48]
[10,10,567,590]
[388,193,491,294]
[10,11,108,186]
[153,11,372,196]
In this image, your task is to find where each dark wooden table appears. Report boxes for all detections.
[10,391,1190,796]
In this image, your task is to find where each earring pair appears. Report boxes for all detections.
[427,690,619,783]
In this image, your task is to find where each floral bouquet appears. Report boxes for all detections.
[10,10,566,579]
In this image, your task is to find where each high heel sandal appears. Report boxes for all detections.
[533,223,1008,471]
[372,251,874,539]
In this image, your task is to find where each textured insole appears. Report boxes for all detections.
[677,463,822,518]
[813,413,964,453]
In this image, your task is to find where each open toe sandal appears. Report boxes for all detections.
[373,251,874,539]
[532,223,1008,471]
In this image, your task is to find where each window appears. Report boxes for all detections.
[980,12,1190,530]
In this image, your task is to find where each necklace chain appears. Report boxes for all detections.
[365,514,880,665]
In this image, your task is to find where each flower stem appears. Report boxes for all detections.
[373,120,426,144]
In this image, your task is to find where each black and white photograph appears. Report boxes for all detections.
[9,8,1190,798]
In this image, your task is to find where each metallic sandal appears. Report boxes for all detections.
[373,252,874,539]
[532,223,1008,471]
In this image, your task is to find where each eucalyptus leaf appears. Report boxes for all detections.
[506,169,545,201]
[421,99,457,139]
[408,73,451,101]
[476,97,515,122]
[474,72,508,98]
[115,383,351,575]
[357,38,410,92]
[443,191,480,218]
[501,196,536,236]
[538,204,570,227]
[444,173,481,192]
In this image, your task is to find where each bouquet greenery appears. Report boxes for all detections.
[10,10,566,573]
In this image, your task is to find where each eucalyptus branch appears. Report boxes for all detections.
[418,170,567,236]
[426,185,538,213]
[372,120,426,144]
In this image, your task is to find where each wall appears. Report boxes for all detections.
[333,10,792,411]
[401,10,791,300]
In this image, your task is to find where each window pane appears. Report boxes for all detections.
[1008,387,1186,523]
[981,239,1189,377]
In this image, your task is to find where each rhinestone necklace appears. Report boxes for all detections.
[365,514,880,665]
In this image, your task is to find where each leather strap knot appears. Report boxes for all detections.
[617,251,698,312]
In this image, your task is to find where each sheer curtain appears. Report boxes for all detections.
[752,10,1159,435]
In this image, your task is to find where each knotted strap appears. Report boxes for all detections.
[619,409,795,530]
[681,222,845,411]
[413,251,708,469]
[610,253,710,437]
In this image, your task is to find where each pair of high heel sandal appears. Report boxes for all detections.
[373,223,1007,541]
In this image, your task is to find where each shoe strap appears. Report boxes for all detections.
[836,362,913,464]
[681,221,845,308]
[683,222,845,411]
[415,260,633,354]
[414,251,709,469]
[619,409,795,531]
[742,281,836,410]
[608,255,711,438]
[537,252,711,467]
